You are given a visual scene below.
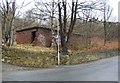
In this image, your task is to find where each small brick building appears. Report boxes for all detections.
[16,27,52,47]
[16,26,86,47]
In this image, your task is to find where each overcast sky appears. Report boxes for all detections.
[108,0,120,21]
[16,0,120,22]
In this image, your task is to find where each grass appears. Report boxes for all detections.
[2,44,118,68]
[2,45,56,68]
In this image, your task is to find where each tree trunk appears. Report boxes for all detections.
[61,43,68,55]
[103,3,107,46]
[103,20,107,46]
[2,1,15,47]
[58,0,78,55]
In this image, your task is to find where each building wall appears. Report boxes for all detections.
[16,27,86,47]
[32,29,52,47]
[16,28,52,47]
[16,29,35,44]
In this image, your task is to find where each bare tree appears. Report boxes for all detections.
[93,0,113,46]
[57,0,104,54]
[0,0,33,46]
[80,8,92,45]
[0,0,16,46]
[58,0,78,55]
[33,0,58,29]
[32,0,60,47]
[76,0,102,47]
[102,2,113,46]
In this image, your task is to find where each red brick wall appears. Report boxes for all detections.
[16,29,33,44]
[16,28,85,47]
[16,28,52,47]
[32,29,52,47]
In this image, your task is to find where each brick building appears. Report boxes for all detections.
[16,27,52,47]
[16,26,86,47]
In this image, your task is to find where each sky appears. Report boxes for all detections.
[107,0,120,21]
[15,0,120,22]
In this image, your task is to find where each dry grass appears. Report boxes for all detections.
[2,42,117,67]
[2,45,56,68]
[89,38,118,52]
[12,44,56,53]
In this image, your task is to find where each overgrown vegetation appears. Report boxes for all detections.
[2,44,56,67]
[2,44,118,68]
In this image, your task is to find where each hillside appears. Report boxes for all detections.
[73,20,118,40]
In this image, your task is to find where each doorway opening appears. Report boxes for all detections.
[31,31,36,43]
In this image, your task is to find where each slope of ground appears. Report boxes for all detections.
[89,38,118,52]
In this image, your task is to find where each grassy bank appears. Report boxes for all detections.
[2,44,118,68]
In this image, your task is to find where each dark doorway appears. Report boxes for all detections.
[31,31,36,43]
